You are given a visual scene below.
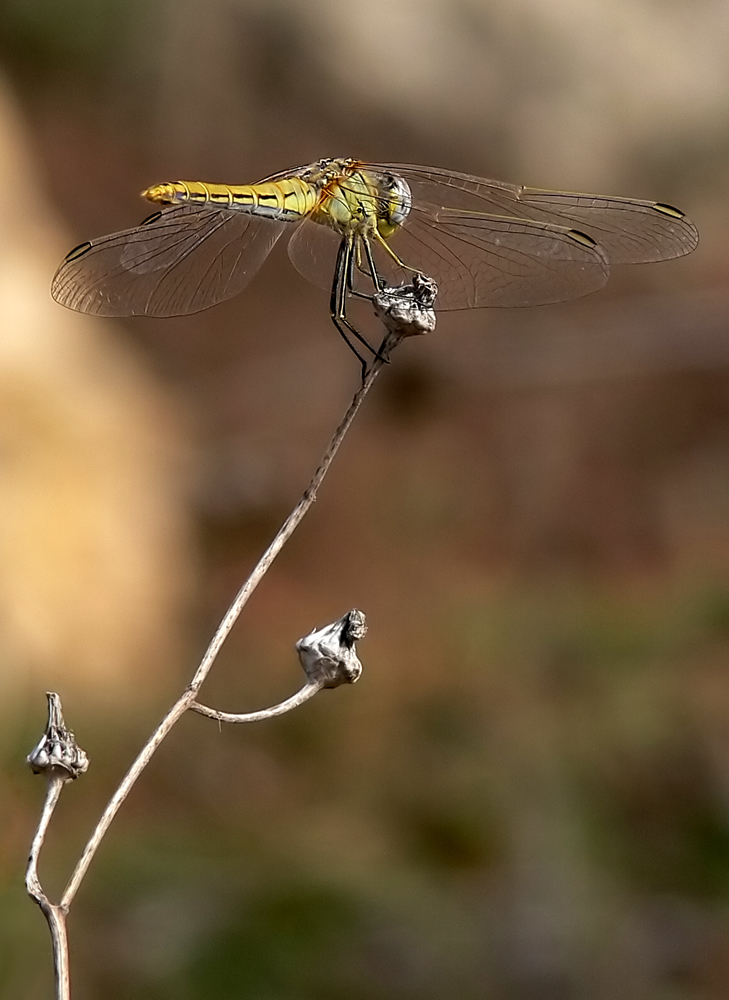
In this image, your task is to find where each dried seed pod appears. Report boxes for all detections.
[296,610,366,688]
[27,693,89,780]
[373,273,438,338]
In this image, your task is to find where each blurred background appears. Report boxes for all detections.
[1,0,729,997]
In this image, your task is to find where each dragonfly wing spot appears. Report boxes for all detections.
[64,241,93,263]
[568,229,599,249]
[653,203,684,219]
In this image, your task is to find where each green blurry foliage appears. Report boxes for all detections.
[5,582,729,998]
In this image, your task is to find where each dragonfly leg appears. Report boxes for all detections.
[373,228,418,276]
[330,238,386,374]
[343,239,392,366]
[362,237,385,292]
[330,240,369,375]
[346,235,385,301]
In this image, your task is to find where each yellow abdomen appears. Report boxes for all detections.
[142,177,320,222]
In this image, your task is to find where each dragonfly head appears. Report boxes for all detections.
[376,173,412,239]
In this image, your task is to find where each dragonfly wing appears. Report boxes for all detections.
[513,188,698,263]
[286,217,342,293]
[374,206,611,310]
[51,204,288,317]
[286,186,610,309]
[367,163,699,263]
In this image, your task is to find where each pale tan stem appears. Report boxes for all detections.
[59,334,400,911]
[26,774,71,1000]
[188,338,397,692]
[190,681,323,723]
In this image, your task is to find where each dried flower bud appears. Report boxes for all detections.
[340,608,367,644]
[373,273,438,338]
[296,609,367,688]
[27,693,89,780]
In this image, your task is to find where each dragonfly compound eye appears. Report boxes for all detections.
[377,174,412,238]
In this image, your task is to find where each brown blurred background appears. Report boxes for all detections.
[2,1,729,997]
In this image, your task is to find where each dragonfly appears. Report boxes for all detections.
[51,157,699,368]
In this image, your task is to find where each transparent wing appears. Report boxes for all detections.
[52,204,288,317]
[287,219,343,291]
[365,162,699,263]
[287,206,610,310]
[376,209,610,309]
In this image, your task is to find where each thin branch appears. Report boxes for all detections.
[190,680,323,723]
[42,905,70,1000]
[26,773,65,905]
[60,694,189,909]
[27,271,437,998]
[26,774,71,1000]
[187,329,402,693]
[59,330,404,911]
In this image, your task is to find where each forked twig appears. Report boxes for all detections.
[25,273,437,1000]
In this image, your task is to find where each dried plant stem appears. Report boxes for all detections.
[187,334,399,691]
[26,774,70,1000]
[58,334,399,912]
[190,680,322,722]
[60,695,189,909]
[27,262,438,997]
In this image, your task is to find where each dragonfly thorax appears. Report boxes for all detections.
[314,175,378,237]
[311,165,413,244]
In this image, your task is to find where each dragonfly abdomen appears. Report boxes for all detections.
[142,177,318,222]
